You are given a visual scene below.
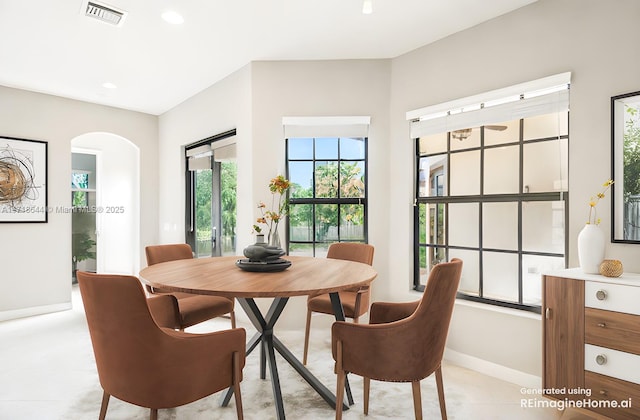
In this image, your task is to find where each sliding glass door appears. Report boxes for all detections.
[186,131,237,258]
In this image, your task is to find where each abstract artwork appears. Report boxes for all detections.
[0,136,48,222]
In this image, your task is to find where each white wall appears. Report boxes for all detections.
[72,133,140,275]
[0,0,629,386]
[4,0,632,385]
[249,60,392,327]
[156,0,640,383]
[0,86,158,320]
[158,60,391,328]
[157,64,256,326]
[157,64,253,247]
[389,0,640,381]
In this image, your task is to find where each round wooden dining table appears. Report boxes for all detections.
[139,255,377,420]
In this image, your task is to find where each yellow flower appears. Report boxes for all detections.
[586,179,613,225]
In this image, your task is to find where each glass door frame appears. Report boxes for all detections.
[185,129,236,257]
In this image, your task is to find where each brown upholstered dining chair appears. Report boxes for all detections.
[303,242,374,365]
[332,258,463,420]
[77,271,246,420]
[145,243,236,330]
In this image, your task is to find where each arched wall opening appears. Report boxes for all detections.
[71,132,140,275]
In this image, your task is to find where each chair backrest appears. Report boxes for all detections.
[77,271,243,409]
[77,271,172,406]
[327,242,374,266]
[145,243,193,266]
[331,258,462,382]
[410,258,463,377]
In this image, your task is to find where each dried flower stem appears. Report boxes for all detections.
[586,179,614,225]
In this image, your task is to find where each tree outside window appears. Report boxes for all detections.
[287,137,367,256]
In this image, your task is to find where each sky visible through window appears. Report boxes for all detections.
[287,137,365,188]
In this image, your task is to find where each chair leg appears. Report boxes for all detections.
[233,351,244,420]
[150,408,158,420]
[99,391,110,420]
[230,310,237,329]
[303,308,312,365]
[411,381,423,420]
[363,377,370,415]
[335,341,345,420]
[435,366,447,420]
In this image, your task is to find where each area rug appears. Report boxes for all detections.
[1,292,565,420]
[62,327,468,420]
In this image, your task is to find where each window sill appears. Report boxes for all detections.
[453,298,541,321]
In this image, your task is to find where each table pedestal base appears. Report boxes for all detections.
[220,295,352,420]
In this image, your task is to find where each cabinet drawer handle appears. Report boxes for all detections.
[596,354,607,365]
[545,308,552,319]
[597,322,606,328]
[596,290,608,300]
[599,389,608,397]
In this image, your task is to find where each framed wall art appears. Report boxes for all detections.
[0,136,48,222]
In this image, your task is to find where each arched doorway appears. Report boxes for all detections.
[71,132,140,278]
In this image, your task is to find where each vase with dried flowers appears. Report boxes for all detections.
[578,179,613,273]
[252,175,290,249]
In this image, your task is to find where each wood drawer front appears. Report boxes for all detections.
[585,281,640,315]
[585,371,640,420]
[585,308,640,355]
[585,344,640,385]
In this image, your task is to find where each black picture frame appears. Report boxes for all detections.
[0,136,48,223]
[611,91,640,243]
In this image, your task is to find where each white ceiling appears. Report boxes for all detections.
[0,0,537,115]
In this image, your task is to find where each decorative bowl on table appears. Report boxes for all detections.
[235,258,292,272]
[236,241,291,272]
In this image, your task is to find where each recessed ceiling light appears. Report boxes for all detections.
[102,82,117,89]
[362,0,373,14]
[162,10,184,25]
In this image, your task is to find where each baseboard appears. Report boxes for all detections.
[0,302,72,322]
[444,347,541,389]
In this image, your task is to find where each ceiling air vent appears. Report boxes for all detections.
[85,1,127,26]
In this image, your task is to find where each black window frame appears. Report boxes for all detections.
[184,129,236,255]
[413,118,569,314]
[285,136,369,256]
